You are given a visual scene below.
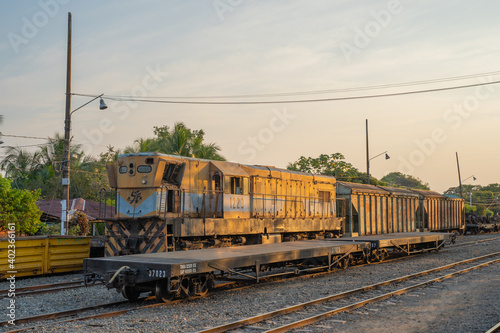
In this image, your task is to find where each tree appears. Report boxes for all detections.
[124,138,158,154]
[380,172,430,190]
[0,175,43,235]
[0,134,110,201]
[287,153,365,183]
[130,122,225,160]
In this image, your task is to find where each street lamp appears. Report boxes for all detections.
[461,175,476,183]
[61,12,108,235]
[365,119,390,184]
[459,175,476,206]
[62,94,107,235]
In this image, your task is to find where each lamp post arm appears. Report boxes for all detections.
[369,151,388,161]
[70,94,103,115]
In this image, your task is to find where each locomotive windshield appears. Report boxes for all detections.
[162,163,183,185]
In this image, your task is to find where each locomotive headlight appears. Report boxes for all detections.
[142,179,147,185]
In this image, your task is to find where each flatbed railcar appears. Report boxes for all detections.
[99,153,464,257]
[84,232,452,302]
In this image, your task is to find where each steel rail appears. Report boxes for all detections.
[1,281,238,333]
[196,251,500,333]
[265,257,500,333]
[486,322,500,333]
[0,280,85,295]
[4,235,500,333]
[0,300,130,328]
[2,302,164,333]
[447,235,500,248]
[0,281,102,299]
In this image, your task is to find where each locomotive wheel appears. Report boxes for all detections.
[155,280,177,303]
[121,286,140,301]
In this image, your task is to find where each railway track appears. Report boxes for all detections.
[196,251,500,333]
[3,235,500,332]
[487,322,500,333]
[0,280,102,299]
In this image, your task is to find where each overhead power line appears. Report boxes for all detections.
[75,70,500,100]
[1,134,55,140]
[74,79,500,105]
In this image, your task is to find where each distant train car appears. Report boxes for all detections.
[336,182,420,236]
[336,182,464,236]
[411,190,464,233]
[103,153,345,256]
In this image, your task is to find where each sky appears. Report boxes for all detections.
[1,0,500,193]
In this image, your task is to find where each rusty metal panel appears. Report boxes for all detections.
[370,196,376,235]
[359,195,366,236]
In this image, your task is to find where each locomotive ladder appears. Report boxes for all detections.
[166,224,175,252]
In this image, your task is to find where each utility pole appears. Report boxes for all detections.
[456,152,463,199]
[62,12,72,235]
[366,119,370,184]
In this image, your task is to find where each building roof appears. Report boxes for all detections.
[37,198,114,222]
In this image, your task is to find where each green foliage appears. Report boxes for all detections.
[464,204,476,214]
[126,122,225,161]
[380,172,430,190]
[445,183,500,216]
[0,123,225,204]
[0,134,111,201]
[476,204,486,216]
[287,153,366,183]
[94,222,105,235]
[0,175,43,235]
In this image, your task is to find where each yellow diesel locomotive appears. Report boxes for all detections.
[103,153,345,256]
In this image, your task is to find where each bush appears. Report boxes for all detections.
[38,224,61,235]
[69,212,90,236]
[0,175,43,235]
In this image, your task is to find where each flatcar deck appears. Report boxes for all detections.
[329,232,452,249]
[85,239,371,281]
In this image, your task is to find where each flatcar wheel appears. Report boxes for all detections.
[155,280,177,303]
[335,256,349,269]
[376,249,388,262]
[121,286,140,301]
[196,280,209,297]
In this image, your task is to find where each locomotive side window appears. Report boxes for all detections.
[231,177,242,194]
[319,191,330,202]
[212,172,221,191]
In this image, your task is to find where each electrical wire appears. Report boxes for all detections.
[1,134,55,140]
[74,70,500,100]
[74,79,500,105]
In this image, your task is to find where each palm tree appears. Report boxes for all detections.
[124,138,158,154]
[193,142,225,161]
[0,146,41,187]
[156,122,192,156]
[153,122,225,160]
